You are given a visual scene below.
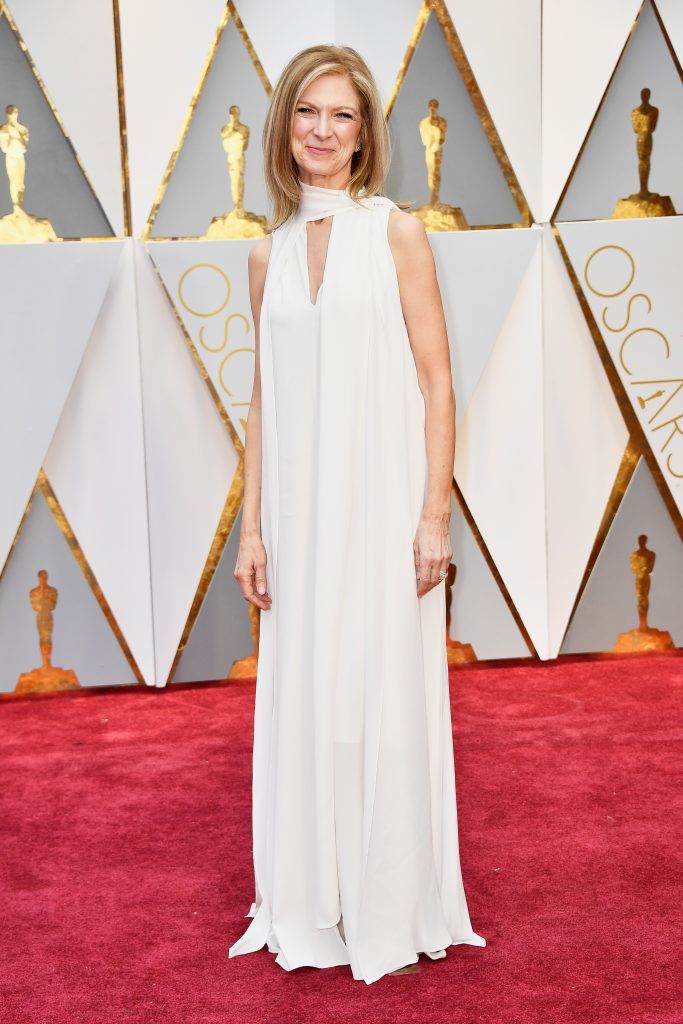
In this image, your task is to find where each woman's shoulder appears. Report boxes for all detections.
[386,206,427,247]
[247,234,273,299]
[356,192,398,214]
[248,233,273,267]
[358,195,425,242]
[385,207,432,283]
[248,233,273,276]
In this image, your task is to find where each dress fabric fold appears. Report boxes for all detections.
[228,179,486,984]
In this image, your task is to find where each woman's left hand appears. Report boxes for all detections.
[413,510,452,598]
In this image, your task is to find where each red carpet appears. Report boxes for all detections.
[1,653,681,1023]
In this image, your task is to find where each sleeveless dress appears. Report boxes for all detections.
[228,179,486,984]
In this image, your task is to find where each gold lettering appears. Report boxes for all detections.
[632,378,683,424]
[652,410,683,450]
[199,312,250,354]
[619,326,670,374]
[636,387,666,412]
[601,292,651,333]
[219,346,255,397]
[652,414,683,478]
[178,263,231,318]
[177,262,254,413]
[584,244,635,298]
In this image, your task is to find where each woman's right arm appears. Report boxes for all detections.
[234,234,273,611]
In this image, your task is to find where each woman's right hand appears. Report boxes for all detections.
[234,531,272,611]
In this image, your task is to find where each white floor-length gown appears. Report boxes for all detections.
[228,178,486,984]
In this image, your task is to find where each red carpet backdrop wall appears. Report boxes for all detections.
[1,0,683,693]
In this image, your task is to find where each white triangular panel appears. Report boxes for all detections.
[0,242,122,574]
[558,216,683,519]
[148,14,271,238]
[330,0,422,110]
[555,2,683,223]
[149,239,256,445]
[235,0,332,99]
[135,242,239,685]
[443,0,541,220]
[429,227,539,424]
[656,0,683,66]
[542,0,642,220]
[387,9,520,226]
[9,0,124,236]
[43,241,154,684]
[455,228,549,657]
[561,457,683,653]
[542,225,629,657]
[119,0,228,237]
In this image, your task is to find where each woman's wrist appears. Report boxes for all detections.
[420,505,450,525]
[240,522,261,539]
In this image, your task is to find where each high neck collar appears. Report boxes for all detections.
[297,178,362,222]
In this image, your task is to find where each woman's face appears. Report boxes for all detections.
[291,72,363,184]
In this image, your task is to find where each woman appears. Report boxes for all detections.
[229,44,486,984]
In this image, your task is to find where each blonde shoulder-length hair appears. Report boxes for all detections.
[263,45,398,231]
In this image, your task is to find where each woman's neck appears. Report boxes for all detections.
[297,171,351,191]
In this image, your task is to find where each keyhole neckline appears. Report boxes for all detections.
[295,178,362,305]
[304,214,334,308]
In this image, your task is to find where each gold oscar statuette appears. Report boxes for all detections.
[15,570,80,693]
[445,562,476,664]
[411,98,468,233]
[612,534,674,653]
[612,88,676,220]
[0,105,58,243]
[203,105,267,240]
[228,602,260,679]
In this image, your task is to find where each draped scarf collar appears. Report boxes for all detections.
[296,178,370,222]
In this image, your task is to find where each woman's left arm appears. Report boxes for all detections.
[387,208,455,599]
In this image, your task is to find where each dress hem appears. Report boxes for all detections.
[227,901,486,985]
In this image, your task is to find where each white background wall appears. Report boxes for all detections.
[1,0,682,690]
